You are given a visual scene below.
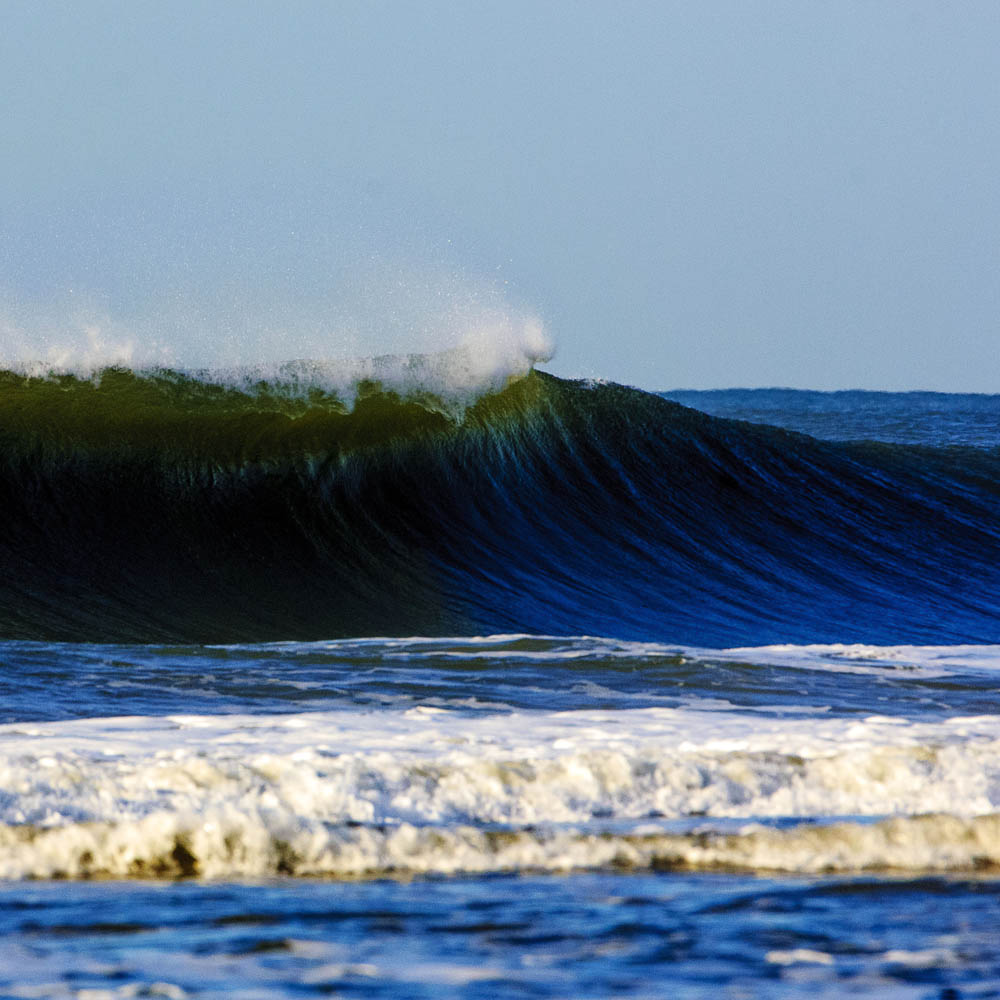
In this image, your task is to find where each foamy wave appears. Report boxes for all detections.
[186,317,553,411]
[3,813,1000,880]
[5,708,1000,827]
[0,314,172,375]
[712,642,1000,677]
[2,707,1000,879]
[0,302,554,412]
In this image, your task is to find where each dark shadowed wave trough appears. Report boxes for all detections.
[1,366,999,644]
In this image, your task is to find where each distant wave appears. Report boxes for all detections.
[1,364,999,644]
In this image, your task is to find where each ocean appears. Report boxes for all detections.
[1,361,1000,998]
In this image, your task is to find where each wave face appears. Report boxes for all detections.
[2,367,1000,644]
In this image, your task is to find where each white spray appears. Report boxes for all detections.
[0,271,555,410]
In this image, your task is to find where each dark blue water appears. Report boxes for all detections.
[3,875,1000,998]
[663,387,1000,447]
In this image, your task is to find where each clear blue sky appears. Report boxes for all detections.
[2,1,998,389]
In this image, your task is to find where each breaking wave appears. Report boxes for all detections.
[2,360,1000,644]
[3,706,999,879]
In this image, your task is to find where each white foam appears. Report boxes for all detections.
[1,706,1000,878]
[4,707,999,827]
[712,643,1000,677]
[0,312,170,375]
[3,811,1000,880]
[185,318,553,412]
[766,949,836,966]
[0,295,554,412]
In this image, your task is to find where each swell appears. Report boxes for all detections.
[1,367,999,643]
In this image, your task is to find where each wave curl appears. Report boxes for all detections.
[1,366,999,643]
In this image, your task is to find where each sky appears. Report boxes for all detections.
[1,0,998,390]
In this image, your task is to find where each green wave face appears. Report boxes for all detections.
[0,367,477,460]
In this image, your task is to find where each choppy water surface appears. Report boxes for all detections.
[4,874,1000,999]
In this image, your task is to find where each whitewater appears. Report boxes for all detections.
[2,332,1000,997]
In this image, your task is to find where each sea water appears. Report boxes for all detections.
[1,369,999,997]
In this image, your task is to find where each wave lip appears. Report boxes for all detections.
[0,312,553,414]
